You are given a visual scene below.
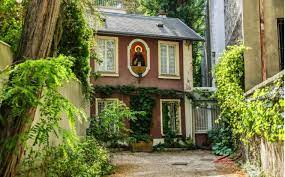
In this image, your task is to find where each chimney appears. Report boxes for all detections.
[158,10,167,18]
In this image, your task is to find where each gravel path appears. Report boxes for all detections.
[109,150,246,177]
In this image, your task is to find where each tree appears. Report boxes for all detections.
[0,0,61,176]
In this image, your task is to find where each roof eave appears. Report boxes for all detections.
[95,30,204,41]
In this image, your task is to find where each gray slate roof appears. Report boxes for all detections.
[95,12,204,41]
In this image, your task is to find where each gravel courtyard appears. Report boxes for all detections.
[109,150,246,177]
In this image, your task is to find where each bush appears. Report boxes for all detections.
[87,101,143,147]
[18,138,113,177]
[208,127,234,156]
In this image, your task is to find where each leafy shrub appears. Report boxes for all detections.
[87,101,143,147]
[208,127,234,156]
[214,45,284,143]
[18,138,113,177]
[153,136,196,151]
[127,134,152,144]
[129,95,155,142]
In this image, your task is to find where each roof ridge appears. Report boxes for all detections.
[101,11,178,20]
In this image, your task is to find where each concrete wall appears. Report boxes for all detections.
[0,41,13,69]
[0,41,90,145]
[242,0,284,90]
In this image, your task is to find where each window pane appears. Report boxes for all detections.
[194,106,208,132]
[162,101,180,135]
[97,101,105,115]
[97,39,116,72]
[97,39,106,71]
[106,40,115,71]
[160,45,167,74]
[168,46,176,74]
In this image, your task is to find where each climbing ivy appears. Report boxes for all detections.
[94,85,186,98]
[214,45,284,143]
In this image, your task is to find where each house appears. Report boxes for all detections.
[90,11,203,144]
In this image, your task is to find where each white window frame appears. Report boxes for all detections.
[158,40,180,79]
[95,36,119,77]
[95,98,119,115]
[160,99,182,136]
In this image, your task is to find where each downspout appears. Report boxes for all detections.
[259,0,267,81]
[205,0,212,87]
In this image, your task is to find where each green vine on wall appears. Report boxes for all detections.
[93,85,186,99]
[214,45,284,143]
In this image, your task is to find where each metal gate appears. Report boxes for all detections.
[193,102,220,134]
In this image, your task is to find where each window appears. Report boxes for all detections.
[95,98,119,133]
[277,18,284,70]
[160,99,181,135]
[95,98,118,115]
[158,41,180,79]
[96,36,118,76]
[193,103,220,133]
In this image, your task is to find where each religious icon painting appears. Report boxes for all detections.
[127,39,150,77]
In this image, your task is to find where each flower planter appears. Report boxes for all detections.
[130,141,153,152]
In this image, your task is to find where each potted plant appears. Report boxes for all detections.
[128,134,153,152]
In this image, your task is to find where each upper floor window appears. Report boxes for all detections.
[158,41,180,79]
[277,18,284,70]
[96,36,119,76]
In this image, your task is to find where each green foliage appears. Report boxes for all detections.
[87,101,142,146]
[0,0,24,51]
[208,127,234,156]
[58,0,95,98]
[153,136,196,150]
[18,138,113,177]
[129,94,155,142]
[214,45,284,143]
[0,56,86,152]
[94,85,185,99]
[0,0,97,98]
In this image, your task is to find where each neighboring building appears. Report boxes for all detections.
[241,0,284,90]
[90,12,203,144]
[205,0,226,87]
[207,0,284,90]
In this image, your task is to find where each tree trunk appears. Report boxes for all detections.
[16,0,61,62]
[0,0,61,176]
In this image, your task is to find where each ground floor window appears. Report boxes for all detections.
[160,99,181,135]
[95,98,118,115]
[95,98,119,132]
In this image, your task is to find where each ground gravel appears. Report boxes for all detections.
[108,150,246,177]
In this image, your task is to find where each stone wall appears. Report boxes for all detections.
[260,139,284,177]
[245,71,284,177]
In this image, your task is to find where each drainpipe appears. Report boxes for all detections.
[259,0,267,81]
